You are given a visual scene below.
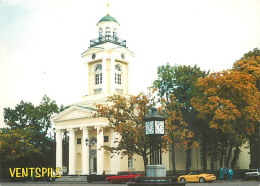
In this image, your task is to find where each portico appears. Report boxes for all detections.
[54,106,122,175]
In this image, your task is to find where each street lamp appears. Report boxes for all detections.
[145,107,166,177]
[85,137,94,182]
[85,138,90,147]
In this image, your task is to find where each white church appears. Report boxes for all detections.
[52,10,251,176]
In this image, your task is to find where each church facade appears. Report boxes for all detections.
[52,13,250,176]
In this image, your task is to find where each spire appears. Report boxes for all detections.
[107,0,110,16]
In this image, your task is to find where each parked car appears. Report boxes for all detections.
[244,169,260,180]
[106,171,144,183]
[177,172,216,183]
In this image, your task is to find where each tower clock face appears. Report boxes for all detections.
[155,121,165,134]
[145,121,154,135]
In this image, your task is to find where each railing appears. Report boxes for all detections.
[90,35,126,47]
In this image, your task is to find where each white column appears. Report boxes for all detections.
[56,129,63,173]
[110,57,116,93]
[102,57,107,93]
[96,126,104,175]
[110,129,121,174]
[85,62,89,95]
[82,127,89,175]
[68,128,76,175]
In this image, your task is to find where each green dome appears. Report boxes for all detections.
[98,15,118,23]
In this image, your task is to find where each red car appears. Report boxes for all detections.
[106,171,144,183]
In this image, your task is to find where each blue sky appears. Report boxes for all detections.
[0,0,260,127]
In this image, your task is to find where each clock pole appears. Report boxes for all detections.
[145,107,166,177]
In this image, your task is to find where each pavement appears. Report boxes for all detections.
[0,180,259,186]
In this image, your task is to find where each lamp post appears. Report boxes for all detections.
[145,107,166,177]
[85,138,93,147]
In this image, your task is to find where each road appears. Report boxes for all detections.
[0,180,259,186]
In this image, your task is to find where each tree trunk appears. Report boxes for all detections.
[219,148,225,168]
[225,144,233,168]
[202,138,207,171]
[210,155,215,171]
[171,143,176,175]
[231,146,240,169]
[186,147,191,173]
[143,154,148,176]
[210,136,215,171]
[249,134,260,168]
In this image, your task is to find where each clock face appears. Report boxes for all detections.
[145,121,154,135]
[155,121,165,135]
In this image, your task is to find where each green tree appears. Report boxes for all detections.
[0,127,42,177]
[153,64,209,172]
[159,94,197,175]
[0,95,60,178]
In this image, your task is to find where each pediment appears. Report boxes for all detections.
[52,106,95,122]
[81,47,104,57]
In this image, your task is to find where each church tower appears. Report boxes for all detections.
[53,4,137,177]
[81,10,134,98]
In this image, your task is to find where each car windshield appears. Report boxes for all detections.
[131,172,137,175]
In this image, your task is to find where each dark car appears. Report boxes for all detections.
[244,169,260,180]
[106,171,144,183]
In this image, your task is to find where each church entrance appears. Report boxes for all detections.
[90,149,97,174]
[89,137,97,174]
[92,157,97,173]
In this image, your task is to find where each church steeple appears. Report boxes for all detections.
[81,2,134,97]
[89,15,126,48]
[89,1,126,48]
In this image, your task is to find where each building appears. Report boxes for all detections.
[52,12,137,175]
[53,11,251,176]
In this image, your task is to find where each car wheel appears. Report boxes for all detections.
[199,177,205,183]
[180,178,186,183]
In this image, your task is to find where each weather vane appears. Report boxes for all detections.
[107,0,110,16]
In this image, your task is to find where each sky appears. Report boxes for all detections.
[0,0,260,127]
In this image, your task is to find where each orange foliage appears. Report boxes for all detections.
[191,69,260,143]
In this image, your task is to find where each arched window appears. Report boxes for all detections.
[95,64,102,85]
[99,28,103,38]
[115,64,122,85]
[113,28,117,41]
[105,27,110,40]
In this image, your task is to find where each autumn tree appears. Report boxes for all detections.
[0,95,60,178]
[232,48,260,169]
[95,93,156,170]
[153,64,209,172]
[191,70,260,170]
[159,94,196,175]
